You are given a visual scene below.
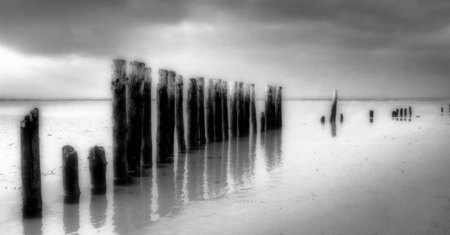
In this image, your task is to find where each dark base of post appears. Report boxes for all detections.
[64,194,80,204]
[91,187,107,195]
[113,176,133,186]
[23,207,42,219]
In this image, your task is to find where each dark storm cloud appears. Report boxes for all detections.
[1,0,450,56]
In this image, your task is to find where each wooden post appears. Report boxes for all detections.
[206,79,215,142]
[260,112,266,132]
[230,82,238,137]
[244,84,251,135]
[197,77,206,145]
[340,114,344,123]
[330,90,338,123]
[271,86,277,129]
[264,85,273,130]
[88,146,107,195]
[369,110,374,122]
[21,108,42,218]
[222,81,229,140]
[276,86,282,128]
[157,69,170,163]
[250,84,257,134]
[441,107,444,113]
[62,145,80,203]
[392,110,397,118]
[141,68,152,169]
[238,82,245,136]
[126,61,145,176]
[187,78,198,150]
[167,71,176,156]
[320,116,325,124]
[408,106,412,116]
[111,59,130,185]
[214,79,223,141]
[400,108,403,117]
[404,108,407,117]
[175,75,187,153]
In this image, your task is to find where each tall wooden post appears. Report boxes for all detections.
[111,59,130,185]
[126,61,145,176]
[197,77,206,145]
[250,84,257,133]
[330,90,338,123]
[244,84,251,135]
[167,71,176,156]
[221,81,229,140]
[206,79,215,142]
[264,85,273,130]
[187,78,198,150]
[88,146,107,195]
[175,75,187,153]
[141,67,152,169]
[62,145,80,203]
[157,69,169,163]
[275,86,282,128]
[238,82,245,136]
[214,79,223,141]
[260,112,266,132]
[230,82,238,137]
[21,108,42,218]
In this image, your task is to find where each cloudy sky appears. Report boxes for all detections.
[0,0,449,99]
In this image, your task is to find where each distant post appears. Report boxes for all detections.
[21,108,42,218]
[264,85,273,130]
[141,67,152,169]
[206,79,215,142]
[175,75,187,153]
[62,145,80,203]
[111,59,130,184]
[238,82,245,136]
[167,71,176,156]
[260,112,266,132]
[88,146,107,195]
[250,84,257,133]
[187,78,198,150]
[197,77,206,145]
[230,82,238,137]
[329,90,338,123]
[340,114,344,123]
[275,86,282,128]
[126,61,145,176]
[369,110,374,123]
[244,84,251,135]
[222,81,229,140]
[213,79,223,141]
[157,69,169,163]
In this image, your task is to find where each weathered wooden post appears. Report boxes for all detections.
[141,67,152,169]
[244,84,251,135]
[187,78,198,150]
[271,86,277,128]
[222,81,229,139]
[126,61,145,176]
[369,110,374,123]
[260,112,266,132]
[330,90,338,123]
[62,145,80,203]
[404,108,407,117]
[157,69,169,163]
[175,75,187,153]
[111,59,130,185]
[167,71,176,156]
[441,107,444,113]
[320,116,325,124]
[230,82,238,137]
[88,146,107,195]
[206,79,215,142]
[264,85,273,130]
[408,106,412,117]
[400,108,403,117]
[392,110,397,118]
[276,86,282,128]
[214,79,223,141]
[238,82,245,136]
[197,77,206,145]
[340,114,344,123]
[21,108,42,218]
[250,84,257,133]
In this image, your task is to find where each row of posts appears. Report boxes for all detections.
[20,59,284,218]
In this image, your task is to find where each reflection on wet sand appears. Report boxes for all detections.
[23,217,42,235]
[83,131,282,233]
[63,203,79,235]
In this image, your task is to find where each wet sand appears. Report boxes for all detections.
[0,100,449,234]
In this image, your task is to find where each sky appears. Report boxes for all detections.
[0,0,449,99]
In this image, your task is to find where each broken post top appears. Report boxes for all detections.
[129,61,146,79]
[112,59,127,78]
[197,77,205,85]
[62,145,76,156]
[144,67,151,82]
[158,69,168,86]
[176,75,183,84]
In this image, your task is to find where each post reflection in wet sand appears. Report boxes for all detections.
[63,203,79,235]
[23,217,42,235]
[89,194,107,228]
[261,130,283,171]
